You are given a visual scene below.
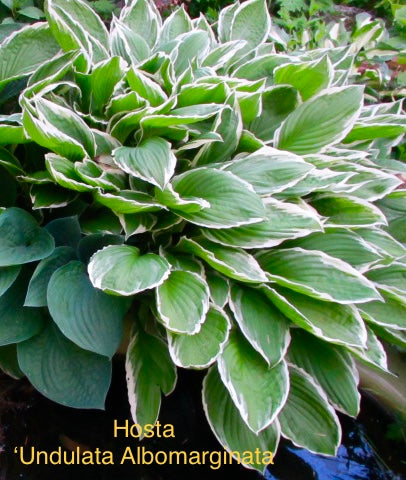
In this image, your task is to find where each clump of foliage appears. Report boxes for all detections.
[0,0,405,472]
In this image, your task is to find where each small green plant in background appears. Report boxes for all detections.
[0,0,405,472]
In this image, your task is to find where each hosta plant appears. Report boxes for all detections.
[0,0,405,472]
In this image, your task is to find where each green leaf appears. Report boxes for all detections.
[75,159,126,192]
[257,248,381,304]
[233,53,296,81]
[274,55,333,101]
[278,365,341,455]
[248,86,300,142]
[202,40,246,69]
[365,263,406,302]
[287,330,360,417]
[78,233,124,264]
[126,328,177,429]
[110,18,150,66]
[206,270,229,308]
[223,146,313,195]
[217,1,240,43]
[45,215,82,249]
[18,323,111,409]
[0,269,44,346]
[0,207,55,267]
[159,6,192,43]
[262,285,367,348]
[359,291,406,330]
[0,24,59,91]
[94,190,162,214]
[311,195,387,227]
[229,284,290,366]
[18,6,45,19]
[275,86,363,154]
[30,184,77,210]
[25,246,76,307]
[126,68,167,107]
[79,56,127,115]
[46,154,95,192]
[156,270,209,334]
[0,265,21,296]
[0,344,24,379]
[178,237,268,283]
[203,367,279,473]
[167,306,230,368]
[288,228,381,268]
[173,30,210,77]
[195,106,241,165]
[119,0,160,48]
[201,198,323,249]
[113,137,176,190]
[46,0,109,66]
[0,147,24,176]
[48,261,129,357]
[0,124,28,145]
[347,325,388,372]
[218,329,289,433]
[140,104,222,134]
[88,244,170,296]
[230,0,271,52]
[172,168,266,228]
[22,97,96,161]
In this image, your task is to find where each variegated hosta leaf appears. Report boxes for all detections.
[113,137,176,190]
[119,0,161,48]
[45,0,109,67]
[177,237,268,283]
[110,17,151,66]
[46,154,95,192]
[275,86,363,154]
[278,365,341,456]
[22,96,96,161]
[229,284,290,366]
[203,367,279,473]
[167,305,230,369]
[359,291,406,330]
[365,263,406,302]
[347,325,388,372]
[0,24,60,91]
[88,244,170,295]
[195,106,241,166]
[229,0,271,53]
[311,195,387,227]
[156,270,210,334]
[201,198,323,249]
[126,328,177,430]
[287,228,382,268]
[356,228,406,259]
[222,146,314,195]
[287,329,360,417]
[47,261,130,357]
[274,55,334,101]
[205,271,229,308]
[218,329,289,434]
[159,6,192,44]
[262,285,367,348]
[126,68,168,107]
[171,168,266,228]
[257,248,381,304]
[94,190,162,214]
